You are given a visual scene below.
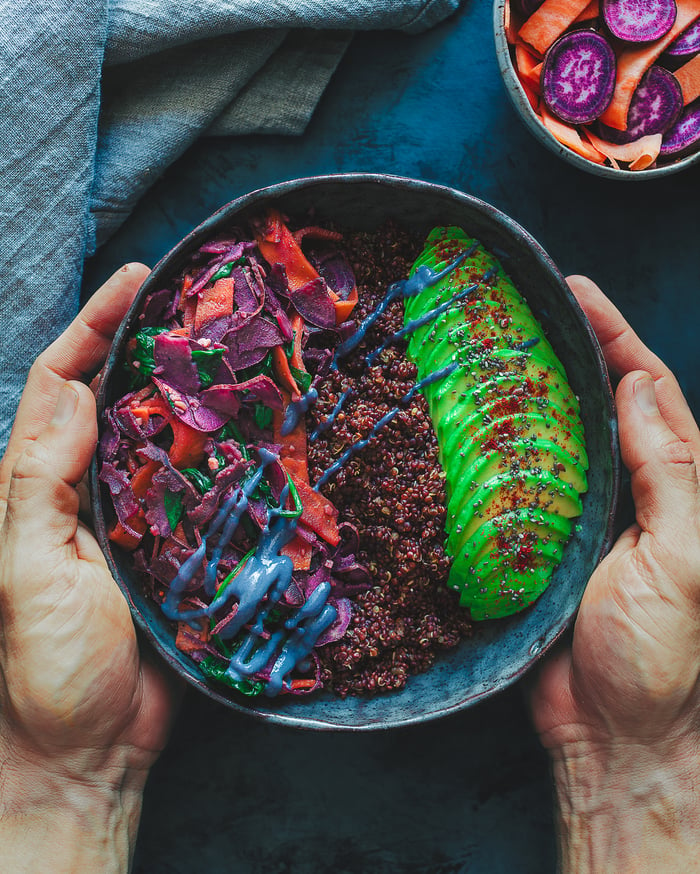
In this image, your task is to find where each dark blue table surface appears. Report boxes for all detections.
[84,2,700,872]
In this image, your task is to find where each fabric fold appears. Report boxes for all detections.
[0,0,462,451]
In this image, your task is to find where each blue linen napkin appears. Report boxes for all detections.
[0,0,460,452]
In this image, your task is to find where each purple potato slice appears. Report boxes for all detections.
[542,30,617,125]
[665,18,700,57]
[597,64,683,142]
[660,96,700,155]
[603,0,677,43]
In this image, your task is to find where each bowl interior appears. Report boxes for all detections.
[492,0,700,179]
[92,174,620,730]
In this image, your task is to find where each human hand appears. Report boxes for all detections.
[530,276,700,873]
[0,265,180,873]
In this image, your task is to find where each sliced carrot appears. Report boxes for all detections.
[521,79,541,110]
[273,402,309,482]
[540,107,608,163]
[675,52,700,105]
[288,473,340,546]
[518,0,592,56]
[516,44,544,91]
[194,277,235,333]
[583,129,662,170]
[272,345,301,399]
[599,0,700,130]
[573,0,598,22]
[504,0,520,44]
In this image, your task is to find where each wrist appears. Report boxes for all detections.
[550,735,700,873]
[0,738,147,873]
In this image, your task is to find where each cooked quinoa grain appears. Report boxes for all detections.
[307,224,473,696]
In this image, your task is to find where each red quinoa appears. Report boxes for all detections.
[308,224,473,697]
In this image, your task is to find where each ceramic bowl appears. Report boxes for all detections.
[493,0,700,179]
[91,174,620,730]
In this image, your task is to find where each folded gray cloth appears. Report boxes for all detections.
[0,0,460,451]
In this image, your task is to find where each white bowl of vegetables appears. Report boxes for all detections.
[494,0,700,176]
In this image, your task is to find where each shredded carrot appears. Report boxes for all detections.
[290,678,318,690]
[131,458,161,500]
[255,209,320,290]
[176,621,210,655]
[334,285,358,323]
[289,312,305,371]
[675,52,700,105]
[108,516,147,550]
[288,473,341,546]
[599,0,700,130]
[583,129,662,170]
[539,107,608,163]
[272,345,301,399]
[194,277,235,333]
[518,0,592,56]
[281,534,313,571]
[169,421,209,469]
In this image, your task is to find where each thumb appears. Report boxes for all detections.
[617,370,699,546]
[3,381,98,549]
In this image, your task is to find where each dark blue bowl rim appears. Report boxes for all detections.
[90,173,621,730]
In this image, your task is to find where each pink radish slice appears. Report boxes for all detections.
[542,29,616,124]
[603,0,677,43]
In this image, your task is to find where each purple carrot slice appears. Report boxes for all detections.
[597,65,683,142]
[603,0,677,44]
[542,30,616,125]
[665,18,700,57]
[660,96,700,155]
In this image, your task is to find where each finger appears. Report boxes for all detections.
[2,381,99,551]
[616,371,699,546]
[1,263,149,491]
[567,274,700,457]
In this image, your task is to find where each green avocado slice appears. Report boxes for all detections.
[446,467,583,545]
[444,436,588,513]
[458,560,560,620]
[447,506,574,584]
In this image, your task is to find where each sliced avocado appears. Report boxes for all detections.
[454,507,574,569]
[447,506,574,579]
[437,394,586,465]
[444,436,588,511]
[446,467,583,542]
[458,561,559,620]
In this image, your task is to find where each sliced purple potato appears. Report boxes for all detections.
[542,30,616,125]
[665,17,700,57]
[603,0,677,44]
[597,65,683,143]
[660,96,700,155]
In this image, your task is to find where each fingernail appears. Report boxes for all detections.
[634,376,658,416]
[51,384,78,426]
